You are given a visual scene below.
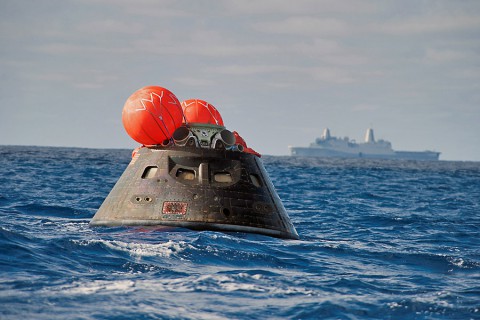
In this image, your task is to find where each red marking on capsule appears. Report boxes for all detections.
[162,201,188,214]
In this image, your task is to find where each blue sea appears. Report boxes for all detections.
[1,145,479,319]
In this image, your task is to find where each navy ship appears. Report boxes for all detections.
[289,128,440,160]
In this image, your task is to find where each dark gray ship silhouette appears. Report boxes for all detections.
[90,124,299,240]
[289,128,440,160]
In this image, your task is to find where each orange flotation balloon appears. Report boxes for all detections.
[181,99,224,126]
[122,86,184,145]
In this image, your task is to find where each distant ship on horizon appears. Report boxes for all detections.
[289,128,440,161]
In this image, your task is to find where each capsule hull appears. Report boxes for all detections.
[90,147,299,240]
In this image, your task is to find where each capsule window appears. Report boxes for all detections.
[250,174,262,187]
[214,172,233,183]
[176,168,195,180]
[142,166,158,179]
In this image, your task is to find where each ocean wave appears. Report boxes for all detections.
[52,279,136,295]
[74,239,194,259]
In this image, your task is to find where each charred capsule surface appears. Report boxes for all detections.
[90,145,299,240]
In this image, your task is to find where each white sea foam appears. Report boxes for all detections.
[131,273,316,296]
[387,301,401,309]
[55,280,136,295]
[75,239,193,259]
[448,257,466,268]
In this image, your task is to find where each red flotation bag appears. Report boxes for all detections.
[122,86,184,145]
[181,99,224,126]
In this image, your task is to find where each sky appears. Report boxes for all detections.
[1,0,479,161]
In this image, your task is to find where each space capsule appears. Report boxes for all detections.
[89,86,299,240]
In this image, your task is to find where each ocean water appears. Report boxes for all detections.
[0,145,479,320]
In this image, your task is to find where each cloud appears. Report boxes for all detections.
[75,19,145,35]
[252,16,352,36]
[24,69,119,89]
[130,30,276,57]
[310,66,356,84]
[425,47,474,63]
[451,67,480,80]
[187,43,275,57]
[33,43,106,55]
[375,14,480,35]
[205,64,361,85]
[225,0,377,15]
[174,77,215,87]
[292,39,368,66]
[76,0,191,17]
[351,104,380,112]
[206,64,298,76]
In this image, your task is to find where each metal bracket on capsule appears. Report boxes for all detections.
[211,129,236,150]
[172,126,199,147]
[227,144,244,152]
